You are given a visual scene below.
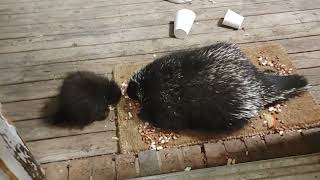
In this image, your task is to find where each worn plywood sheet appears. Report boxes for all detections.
[114,43,320,153]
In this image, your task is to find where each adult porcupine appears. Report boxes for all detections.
[52,71,121,128]
[127,42,308,131]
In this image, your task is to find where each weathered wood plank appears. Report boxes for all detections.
[0,80,61,102]
[297,67,320,86]
[135,153,320,180]
[291,51,320,69]
[0,0,284,27]
[310,85,320,104]
[279,35,320,54]
[0,0,318,40]
[0,0,43,4]
[1,33,320,86]
[14,111,116,142]
[269,172,320,180]
[1,21,320,70]
[0,0,155,5]
[1,9,320,53]
[2,98,50,121]
[0,0,161,15]
[0,55,149,86]
[27,131,118,163]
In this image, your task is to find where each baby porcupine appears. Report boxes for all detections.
[52,71,121,128]
[127,42,308,131]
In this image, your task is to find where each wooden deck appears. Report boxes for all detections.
[133,153,320,180]
[0,0,319,179]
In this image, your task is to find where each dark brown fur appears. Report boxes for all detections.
[52,71,121,128]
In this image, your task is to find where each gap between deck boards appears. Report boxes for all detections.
[0,0,318,40]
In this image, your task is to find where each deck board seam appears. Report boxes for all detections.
[0,34,319,72]
[1,19,320,54]
[0,24,319,56]
[0,0,307,28]
[25,130,117,143]
[0,0,161,16]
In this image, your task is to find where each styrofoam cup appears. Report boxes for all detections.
[174,9,196,39]
[222,9,244,29]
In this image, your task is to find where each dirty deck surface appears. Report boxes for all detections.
[133,153,320,180]
[0,0,320,179]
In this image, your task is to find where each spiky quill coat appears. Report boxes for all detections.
[127,43,308,131]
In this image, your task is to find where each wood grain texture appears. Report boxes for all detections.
[290,51,320,69]
[0,0,284,27]
[297,67,320,86]
[0,0,161,15]
[0,0,318,40]
[0,0,319,168]
[0,80,61,102]
[1,21,320,70]
[0,34,319,87]
[310,85,320,104]
[27,131,118,163]
[1,9,320,53]
[14,110,116,141]
[2,98,50,121]
[0,0,157,5]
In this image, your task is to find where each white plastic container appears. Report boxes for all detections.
[174,9,196,39]
[222,9,244,29]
